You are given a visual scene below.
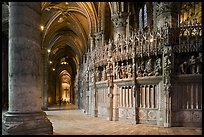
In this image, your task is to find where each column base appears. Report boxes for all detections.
[164,123,171,127]
[41,106,49,111]
[2,111,53,135]
[94,109,98,117]
[112,108,119,121]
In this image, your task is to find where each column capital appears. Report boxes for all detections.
[111,12,130,29]
[154,2,179,18]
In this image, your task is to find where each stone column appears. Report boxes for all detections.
[132,47,137,124]
[111,12,129,42]
[106,59,113,121]
[153,2,179,30]
[153,2,178,127]
[112,84,119,121]
[89,34,95,52]
[101,3,106,46]
[2,33,8,110]
[120,87,123,107]
[93,65,98,117]
[41,48,48,110]
[2,3,53,135]
[126,87,129,107]
[123,87,126,107]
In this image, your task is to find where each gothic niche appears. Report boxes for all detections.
[60,70,71,104]
[136,56,162,77]
[174,52,202,75]
[114,59,133,79]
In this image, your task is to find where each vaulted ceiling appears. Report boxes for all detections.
[41,2,99,76]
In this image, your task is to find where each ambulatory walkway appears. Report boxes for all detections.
[44,104,202,135]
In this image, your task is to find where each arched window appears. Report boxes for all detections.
[139,8,143,31]
[144,4,147,28]
[138,4,148,31]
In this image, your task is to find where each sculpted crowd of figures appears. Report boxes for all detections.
[81,18,202,83]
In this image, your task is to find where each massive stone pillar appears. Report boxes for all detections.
[153,2,179,29]
[41,48,48,110]
[153,2,179,127]
[111,12,129,42]
[2,2,53,135]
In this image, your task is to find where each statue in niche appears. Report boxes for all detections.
[96,68,100,82]
[108,39,112,58]
[188,55,196,74]
[120,63,126,79]
[154,57,162,76]
[125,37,129,53]
[196,53,202,74]
[163,50,171,85]
[136,62,144,77]
[98,70,102,81]
[179,61,187,74]
[126,62,132,78]
[102,66,107,81]
[144,58,154,76]
[115,62,120,79]
[106,59,113,75]
[91,69,94,83]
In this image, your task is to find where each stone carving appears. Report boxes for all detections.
[179,61,188,74]
[111,12,129,29]
[136,62,145,77]
[176,53,202,75]
[188,55,196,74]
[106,59,113,76]
[96,68,102,82]
[120,63,126,79]
[102,66,107,81]
[126,62,132,78]
[163,47,172,96]
[108,39,113,58]
[154,57,162,76]
[144,58,154,76]
[115,62,120,79]
[196,53,202,74]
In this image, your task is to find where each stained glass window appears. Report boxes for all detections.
[144,4,147,28]
[139,8,142,31]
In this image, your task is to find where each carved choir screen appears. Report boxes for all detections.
[170,3,202,126]
[78,2,202,127]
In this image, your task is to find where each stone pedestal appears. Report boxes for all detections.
[2,2,53,135]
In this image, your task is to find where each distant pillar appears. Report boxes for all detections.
[2,2,53,135]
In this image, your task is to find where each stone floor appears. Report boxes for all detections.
[2,104,202,135]
[43,104,202,135]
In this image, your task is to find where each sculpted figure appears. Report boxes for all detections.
[144,58,154,76]
[115,62,120,79]
[120,63,126,79]
[137,62,144,77]
[179,61,187,74]
[188,55,196,74]
[196,53,202,74]
[154,58,162,76]
[127,63,132,78]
